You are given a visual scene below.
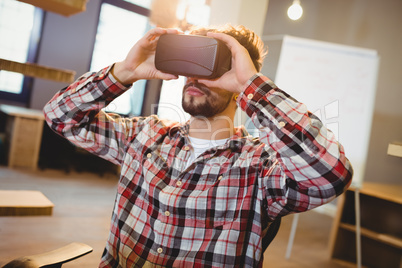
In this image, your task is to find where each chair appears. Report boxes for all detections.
[2,242,93,268]
[262,217,282,252]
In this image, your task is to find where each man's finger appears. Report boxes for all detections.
[206,32,237,51]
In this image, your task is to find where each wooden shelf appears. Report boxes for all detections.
[332,259,368,268]
[387,142,402,158]
[329,183,402,268]
[339,223,402,249]
[352,182,402,204]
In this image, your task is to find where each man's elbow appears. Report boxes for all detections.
[326,158,354,198]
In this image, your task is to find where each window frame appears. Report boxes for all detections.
[103,0,150,16]
[88,0,152,116]
[88,0,151,73]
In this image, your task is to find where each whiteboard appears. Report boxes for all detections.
[261,35,379,187]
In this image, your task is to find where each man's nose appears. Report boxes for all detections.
[186,77,198,84]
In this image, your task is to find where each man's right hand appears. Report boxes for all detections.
[112,27,181,85]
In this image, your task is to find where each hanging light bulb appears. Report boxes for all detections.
[287,0,303,21]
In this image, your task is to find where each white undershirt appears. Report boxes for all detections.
[185,136,229,169]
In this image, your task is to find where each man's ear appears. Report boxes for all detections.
[232,94,239,112]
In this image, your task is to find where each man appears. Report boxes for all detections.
[44,25,353,267]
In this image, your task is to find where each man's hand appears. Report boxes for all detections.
[113,28,181,85]
[198,32,258,94]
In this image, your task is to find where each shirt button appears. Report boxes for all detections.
[164,211,170,217]
[146,153,152,158]
[247,93,254,99]
[157,247,163,254]
[183,146,190,151]
[176,181,182,187]
[218,175,223,181]
[278,121,286,128]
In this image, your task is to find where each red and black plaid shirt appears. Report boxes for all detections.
[44,65,353,267]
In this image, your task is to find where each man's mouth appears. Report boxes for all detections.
[184,83,209,97]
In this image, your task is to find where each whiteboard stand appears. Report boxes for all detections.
[355,189,362,268]
[285,213,299,259]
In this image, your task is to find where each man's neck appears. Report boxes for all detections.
[188,115,235,140]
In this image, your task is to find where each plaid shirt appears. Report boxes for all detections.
[44,65,353,267]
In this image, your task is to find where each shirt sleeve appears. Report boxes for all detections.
[43,65,141,166]
[237,73,353,219]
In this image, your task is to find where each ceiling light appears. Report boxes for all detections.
[287,0,303,21]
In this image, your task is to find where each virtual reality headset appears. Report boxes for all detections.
[155,34,232,79]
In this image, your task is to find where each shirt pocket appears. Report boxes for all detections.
[183,171,250,230]
[142,151,170,184]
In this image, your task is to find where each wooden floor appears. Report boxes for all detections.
[0,166,351,267]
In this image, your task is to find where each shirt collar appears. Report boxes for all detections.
[169,120,252,149]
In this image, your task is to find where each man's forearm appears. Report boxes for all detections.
[43,65,130,137]
[111,62,136,86]
[239,73,353,213]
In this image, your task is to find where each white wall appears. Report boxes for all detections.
[209,0,268,36]
[262,0,402,184]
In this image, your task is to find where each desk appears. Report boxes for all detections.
[0,104,44,170]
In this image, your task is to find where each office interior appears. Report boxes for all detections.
[0,0,401,267]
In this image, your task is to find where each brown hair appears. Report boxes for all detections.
[189,24,267,72]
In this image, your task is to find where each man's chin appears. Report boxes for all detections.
[182,93,230,118]
[183,95,206,106]
[182,103,212,118]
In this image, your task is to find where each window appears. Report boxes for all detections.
[157,0,210,122]
[90,0,151,115]
[0,0,43,103]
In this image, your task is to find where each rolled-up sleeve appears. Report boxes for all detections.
[238,73,353,219]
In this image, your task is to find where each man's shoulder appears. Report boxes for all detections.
[145,115,181,127]
[138,115,183,135]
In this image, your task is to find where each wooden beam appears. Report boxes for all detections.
[18,0,87,17]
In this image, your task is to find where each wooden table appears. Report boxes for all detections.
[0,190,54,216]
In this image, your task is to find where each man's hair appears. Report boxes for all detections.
[189,24,267,72]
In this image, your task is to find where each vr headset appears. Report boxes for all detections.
[155,34,232,79]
